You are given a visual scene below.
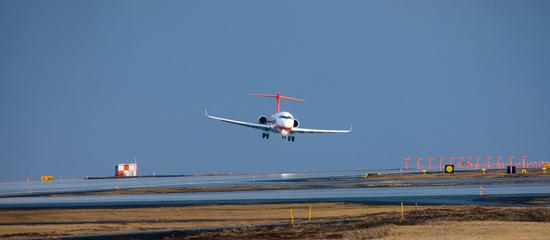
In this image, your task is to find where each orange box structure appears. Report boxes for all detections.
[115,163,137,177]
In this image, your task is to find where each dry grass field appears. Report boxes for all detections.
[381,221,550,240]
[1,203,549,239]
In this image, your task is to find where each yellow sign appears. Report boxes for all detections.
[521,169,527,174]
[40,176,54,181]
[544,163,550,169]
[445,165,454,174]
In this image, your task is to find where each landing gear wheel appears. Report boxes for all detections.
[262,133,265,139]
[266,133,269,139]
[291,136,295,142]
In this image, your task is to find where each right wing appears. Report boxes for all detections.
[292,125,352,134]
[205,110,272,131]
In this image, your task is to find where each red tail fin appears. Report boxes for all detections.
[249,91,304,112]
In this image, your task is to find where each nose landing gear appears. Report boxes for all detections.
[262,133,270,139]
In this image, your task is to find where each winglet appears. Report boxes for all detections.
[350,125,353,132]
[205,109,209,117]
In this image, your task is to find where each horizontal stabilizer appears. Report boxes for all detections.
[249,91,304,112]
[249,93,305,102]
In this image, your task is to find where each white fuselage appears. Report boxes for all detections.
[268,111,295,135]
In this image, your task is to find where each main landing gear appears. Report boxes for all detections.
[266,134,294,142]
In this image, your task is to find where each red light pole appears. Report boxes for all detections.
[508,155,515,167]
[404,157,410,170]
[476,156,481,169]
[439,157,444,171]
[416,157,422,169]
[466,156,472,169]
[427,157,433,170]
[497,156,503,168]
[458,157,464,169]
[520,155,527,169]
[485,156,492,168]
[449,157,455,165]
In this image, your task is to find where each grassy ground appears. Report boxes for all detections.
[382,221,549,240]
[0,203,384,238]
[184,205,550,240]
[1,203,549,239]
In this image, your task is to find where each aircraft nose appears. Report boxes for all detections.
[285,120,293,127]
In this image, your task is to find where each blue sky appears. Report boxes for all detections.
[1,0,549,180]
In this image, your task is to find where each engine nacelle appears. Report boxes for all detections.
[258,115,268,124]
[293,119,300,128]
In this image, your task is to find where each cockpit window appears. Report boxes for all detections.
[278,116,292,119]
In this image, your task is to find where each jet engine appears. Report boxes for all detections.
[293,119,300,127]
[258,115,268,124]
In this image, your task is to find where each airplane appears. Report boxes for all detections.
[206,92,352,142]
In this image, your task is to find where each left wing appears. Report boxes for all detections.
[205,110,272,131]
[292,126,352,134]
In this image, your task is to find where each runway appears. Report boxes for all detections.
[0,170,369,196]
[1,183,550,209]
[1,169,547,197]
[1,170,549,209]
